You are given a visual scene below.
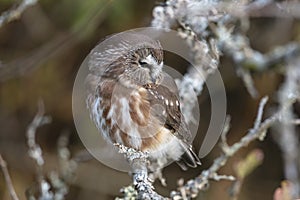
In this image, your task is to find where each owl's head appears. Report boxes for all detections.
[122,45,164,86]
[88,33,164,87]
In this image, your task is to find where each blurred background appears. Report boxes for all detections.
[0,0,299,199]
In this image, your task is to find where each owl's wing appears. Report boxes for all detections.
[143,82,201,169]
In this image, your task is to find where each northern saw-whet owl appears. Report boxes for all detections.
[86,33,200,170]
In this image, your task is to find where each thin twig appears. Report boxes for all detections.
[26,101,51,168]
[170,96,283,199]
[236,67,258,98]
[0,154,20,200]
[291,119,300,125]
[26,101,53,199]
[254,96,269,130]
[0,0,38,28]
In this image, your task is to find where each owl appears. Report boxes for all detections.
[86,33,200,170]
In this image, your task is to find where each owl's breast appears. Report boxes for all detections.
[89,79,163,150]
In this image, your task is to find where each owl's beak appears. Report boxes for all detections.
[140,55,163,83]
[150,62,163,83]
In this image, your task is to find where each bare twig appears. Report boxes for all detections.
[217,26,299,97]
[0,0,38,28]
[0,154,20,200]
[26,101,53,200]
[236,67,259,98]
[254,96,269,130]
[291,119,300,125]
[152,0,300,99]
[26,101,51,168]
[170,96,284,199]
[139,1,300,198]
[234,42,300,98]
[152,0,300,27]
[273,57,300,198]
[57,131,77,184]
[26,102,77,200]
[45,131,78,200]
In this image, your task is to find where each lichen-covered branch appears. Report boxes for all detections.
[272,57,300,198]
[152,0,224,108]
[48,131,77,200]
[116,96,298,199]
[26,101,53,199]
[26,101,51,168]
[57,131,78,185]
[26,102,77,200]
[170,96,297,199]
[115,144,166,200]
[152,0,300,100]
[215,25,299,97]
[176,25,219,121]
[0,0,38,28]
[0,154,20,200]
[112,1,300,199]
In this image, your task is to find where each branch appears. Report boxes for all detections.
[26,101,53,200]
[215,25,300,98]
[170,96,290,199]
[26,101,51,169]
[26,102,77,200]
[46,131,77,200]
[0,154,20,200]
[176,24,220,121]
[147,0,300,199]
[0,0,38,28]
[116,96,294,200]
[115,144,166,200]
[152,0,300,99]
[57,131,77,184]
[272,56,300,198]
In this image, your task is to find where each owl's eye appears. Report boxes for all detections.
[138,60,148,66]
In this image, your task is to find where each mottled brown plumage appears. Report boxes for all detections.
[86,33,200,169]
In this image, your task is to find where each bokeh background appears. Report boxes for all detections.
[0,0,299,199]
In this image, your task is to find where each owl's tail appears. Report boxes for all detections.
[176,143,201,171]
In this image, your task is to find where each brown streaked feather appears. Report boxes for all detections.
[143,83,188,141]
[143,82,201,168]
[88,32,163,74]
[109,125,117,142]
[141,127,164,151]
[120,131,130,147]
[101,57,126,79]
[129,88,150,126]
